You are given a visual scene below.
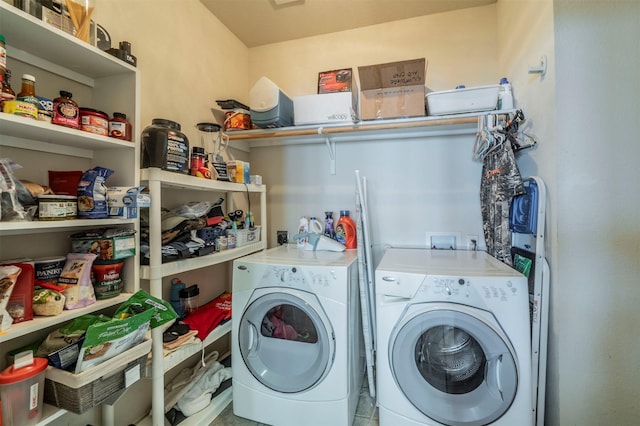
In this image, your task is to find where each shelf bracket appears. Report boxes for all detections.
[319,127,336,174]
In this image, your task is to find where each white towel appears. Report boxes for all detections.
[175,362,233,417]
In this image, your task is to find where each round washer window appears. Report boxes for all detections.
[390,307,518,426]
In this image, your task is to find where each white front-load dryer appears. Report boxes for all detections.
[232,245,364,426]
[375,248,532,426]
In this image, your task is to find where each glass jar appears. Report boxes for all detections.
[1,70,16,111]
[108,112,132,141]
[52,91,79,129]
[17,74,38,108]
[64,0,96,44]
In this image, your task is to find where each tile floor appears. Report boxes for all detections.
[209,381,379,426]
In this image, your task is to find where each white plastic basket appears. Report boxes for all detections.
[227,226,261,247]
[43,339,151,414]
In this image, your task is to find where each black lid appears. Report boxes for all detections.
[59,90,73,98]
[179,285,199,298]
[113,112,127,119]
[151,118,181,131]
[196,122,221,132]
[192,146,205,154]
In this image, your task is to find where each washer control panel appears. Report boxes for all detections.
[417,275,521,307]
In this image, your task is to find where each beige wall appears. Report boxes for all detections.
[96,0,250,156]
[248,5,498,97]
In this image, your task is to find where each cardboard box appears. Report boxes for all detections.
[357,58,427,120]
[318,68,353,94]
[107,186,151,219]
[227,161,250,183]
[294,91,358,126]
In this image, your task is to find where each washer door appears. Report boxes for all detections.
[390,304,518,426]
[238,288,335,393]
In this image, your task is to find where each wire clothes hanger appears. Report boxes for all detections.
[473,109,537,161]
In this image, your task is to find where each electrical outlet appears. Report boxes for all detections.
[426,232,461,250]
[466,234,479,251]
[277,230,288,245]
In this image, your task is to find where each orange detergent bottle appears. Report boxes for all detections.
[335,210,357,249]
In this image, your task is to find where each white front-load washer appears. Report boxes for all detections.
[232,245,364,426]
[375,248,532,426]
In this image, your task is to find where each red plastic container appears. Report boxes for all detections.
[0,357,48,425]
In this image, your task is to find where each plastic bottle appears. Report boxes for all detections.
[52,91,79,129]
[497,77,514,110]
[190,146,206,177]
[324,211,335,239]
[17,73,38,108]
[297,216,309,248]
[170,278,186,318]
[309,216,323,234]
[141,118,190,173]
[335,210,357,249]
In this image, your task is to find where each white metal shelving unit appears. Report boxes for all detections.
[0,2,140,424]
[140,167,267,426]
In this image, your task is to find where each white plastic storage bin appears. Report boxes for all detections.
[426,85,499,115]
[43,339,151,414]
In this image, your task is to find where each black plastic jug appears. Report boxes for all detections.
[141,118,189,173]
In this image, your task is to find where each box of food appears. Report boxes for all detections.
[357,58,426,120]
[227,161,250,184]
[107,186,151,219]
[294,91,358,126]
[426,84,500,116]
[70,229,136,260]
[318,68,353,94]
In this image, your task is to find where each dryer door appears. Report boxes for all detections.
[390,304,518,426]
[238,288,335,393]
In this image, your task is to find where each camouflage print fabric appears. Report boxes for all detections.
[480,141,525,265]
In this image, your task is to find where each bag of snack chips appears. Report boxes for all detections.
[58,253,97,310]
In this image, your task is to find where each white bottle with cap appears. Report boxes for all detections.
[309,216,323,234]
[297,216,309,248]
[498,77,514,110]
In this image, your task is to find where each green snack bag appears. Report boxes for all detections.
[75,307,153,373]
[114,289,178,329]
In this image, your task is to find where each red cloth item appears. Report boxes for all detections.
[182,292,231,341]
[269,314,298,340]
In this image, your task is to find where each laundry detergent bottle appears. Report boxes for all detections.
[335,210,357,249]
[297,216,309,248]
[324,211,336,239]
[309,216,323,234]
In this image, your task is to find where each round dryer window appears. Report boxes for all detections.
[390,306,519,426]
[238,289,335,393]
